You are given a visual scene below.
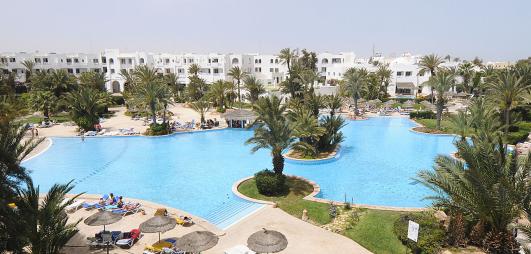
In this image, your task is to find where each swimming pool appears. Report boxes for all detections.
[23,117,456,227]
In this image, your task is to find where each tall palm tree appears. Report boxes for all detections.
[28,90,57,118]
[49,69,76,97]
[472,57,484,68]
[419,54,444,103]
[342,68,367,116]
[16,179,81,254]
[449,110,469,141]
[64,87,110,130]
[416,134,527,252]
[190,99,210,124]
[290,108,325,158]
[79,71,107,91]
[243,75,265,105]
[21,60,35,84]
[228,66,247,105]
[119,69,135,92]
[427,70,455,130]
[246,96,294,175]
[376,63,392,96]
[279,48,296,72]
[457,62,475,93]
[208,80,229,112]
[130,66,170,124]
[486,71,530,136]
[188,64,201,76]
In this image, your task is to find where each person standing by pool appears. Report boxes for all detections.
[80,129,85,142]
[35,128,38,137]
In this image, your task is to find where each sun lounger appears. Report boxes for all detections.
[64,199,85,213]
[84,131,97,136]
[88,231,121,248]
[98,129,107,135]
[144,239,175,253]
[175,216,193,225]
[224,245,256,254]
[112,203,143,216]
[116,229,141,248]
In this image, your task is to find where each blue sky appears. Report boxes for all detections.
[3,0,530,60]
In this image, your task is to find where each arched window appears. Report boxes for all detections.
[139,58,145,64]
[322,58,329,64]
[232,58,239,64]
[109,58,114,64]
[111,81,121,93]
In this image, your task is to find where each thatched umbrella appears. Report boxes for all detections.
[140,216,177,242]
[247,228,288,253]
[175,231,218,253]
[84,210,122,231]
[222,109,257,128]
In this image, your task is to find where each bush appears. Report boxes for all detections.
[505,130,529,144]
[393,212,445,254]
[254,170,286,196]
[111,95,125,105]
[410,110,436,119]
[146,123,169,136]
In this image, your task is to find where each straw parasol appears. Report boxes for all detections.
[247,228,288,253]
[139,216,177,242]
[174,231,218,253]
[222,109,257,122]
[84,210,122,231]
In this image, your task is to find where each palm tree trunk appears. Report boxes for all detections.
[504,108,510,136]
[353,96,358,116]
[150,102,157,125]
[436,99,443,130]
[162,104,167,125]
[237,80,241,107]
[272,152,284,175]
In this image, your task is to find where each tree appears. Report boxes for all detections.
[289,108,325,157]
[449,110,469,141]
[64,87,110,130]
[79,71,107,91]
[376,63,392,97]
[416,133,527,253]
[317,115,345,152]
[119,69,135,92]
[16,179,81,254]
[457,62,475,93]
[279,48,296,72]
[427,70,454,130]
[342,68,367,116]
[190,99,210,124]
[207,80,229,112]
[228,66,247,105]
[188,64,200,76]
[243,75,265,105]
[419,54,444,103]
[325,94,343,116]
[49,69,76,97]
[28,90,57,118]
[246,96,294,175]
[21,60,35,84]
[129,66,171,124]
[486,71,530,136]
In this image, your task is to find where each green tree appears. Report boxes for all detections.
[325,94,343,117]
[279,48,296,72]
[427,70,454,130]
[49,69,76,97]
[64,87,110,130]
[190,99,210,124]
[79,71,107,91]
[376,63,392,97]
[290,109,325,158]
[449,110,469,141]
[28,90,57,118]
[486,71,530,136]
[246,96,294,175]
[342,68,367,116]
[228,66,247,105]
[208,80,230,112]
[129,66,171,124]
[21,60,35,85]
[419,54,444,102]
[243,75,265,105]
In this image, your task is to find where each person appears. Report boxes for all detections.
[35,128,39,137]
[31,127,35,137]
[117,196,124,208]
[81,131,85,142]
[108,193,115,205]
[98,198,105,206]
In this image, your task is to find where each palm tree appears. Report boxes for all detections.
[343,68,367,116]
[318,115,346,151]
[325,94,343,116]
[279,48,296,72]
[188,64,201,76]
[243,76,265,105]
[190,99,210,124]
[228,66,247,105]
[208,80,229,112]
[416,134,527,252]
[457,62,475,93]
[16,179,81,254]
[64,87,110,130]
[376,63,392,96]
[290,109,325,158]
[119,69,135,92]
[21,60,35,84]
[449,110,469,141]
[419,54,444,103]
[79,71,107,91]
[486,71,530,136]
[472,57,484,68]
[49,69,76,97]
[28,90,57,118]
[427,70,455,130]
[246,96,294,175]
[130,66,170,124]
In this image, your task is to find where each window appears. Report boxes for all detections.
[66,58,72,63]
[101,57,107,64]
[270,59,273,63]
[275,68,279,73]
[120,59,126,64]
[321,67,326,72]
[270,68,274,73]
[9,58,16,63]
[93,59,99,63]
[34,58,41,63]
[109,58,114,64]
[165,59,170,64]
[67,68,73,74]
[128,59,132,64]
[419,72,425,76]
[213,68,220,74]
[275,59,279,63]
[94,69,100,73]
[405,71,412,77]
[103,67,108,73]
[254,67,261,72]
[178,68,185,74]
[43,58,48,63]
[121,69,126,73]
[397,71,403,76]
[74,58,79,63]
[165,68,171,74]
[110,69,115,74]
[140,58,145,64]
[212,58,219,63]
[322,58,329,64]
[75,68,80,74]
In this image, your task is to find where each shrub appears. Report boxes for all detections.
[254,170,286,196]
[393,212,445,254]
[329,202,337,218]
[111,95,125,105]
[505,130,529,144]
[410,110,436,119]
[146,123,169,136]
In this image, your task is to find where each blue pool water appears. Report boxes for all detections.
[23,117,456,227]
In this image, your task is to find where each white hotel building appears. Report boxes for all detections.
[1,49,462,98]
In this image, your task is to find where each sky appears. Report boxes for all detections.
[2,0,530,61]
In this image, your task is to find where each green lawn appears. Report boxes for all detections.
[344,210,408,254]
[20,113,71,124]
[414,118,457,134]
[238,177,409,253]
[238,177,332,224]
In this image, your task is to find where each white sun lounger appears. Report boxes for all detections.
[63,199,85,213]
[224,245,255,254]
